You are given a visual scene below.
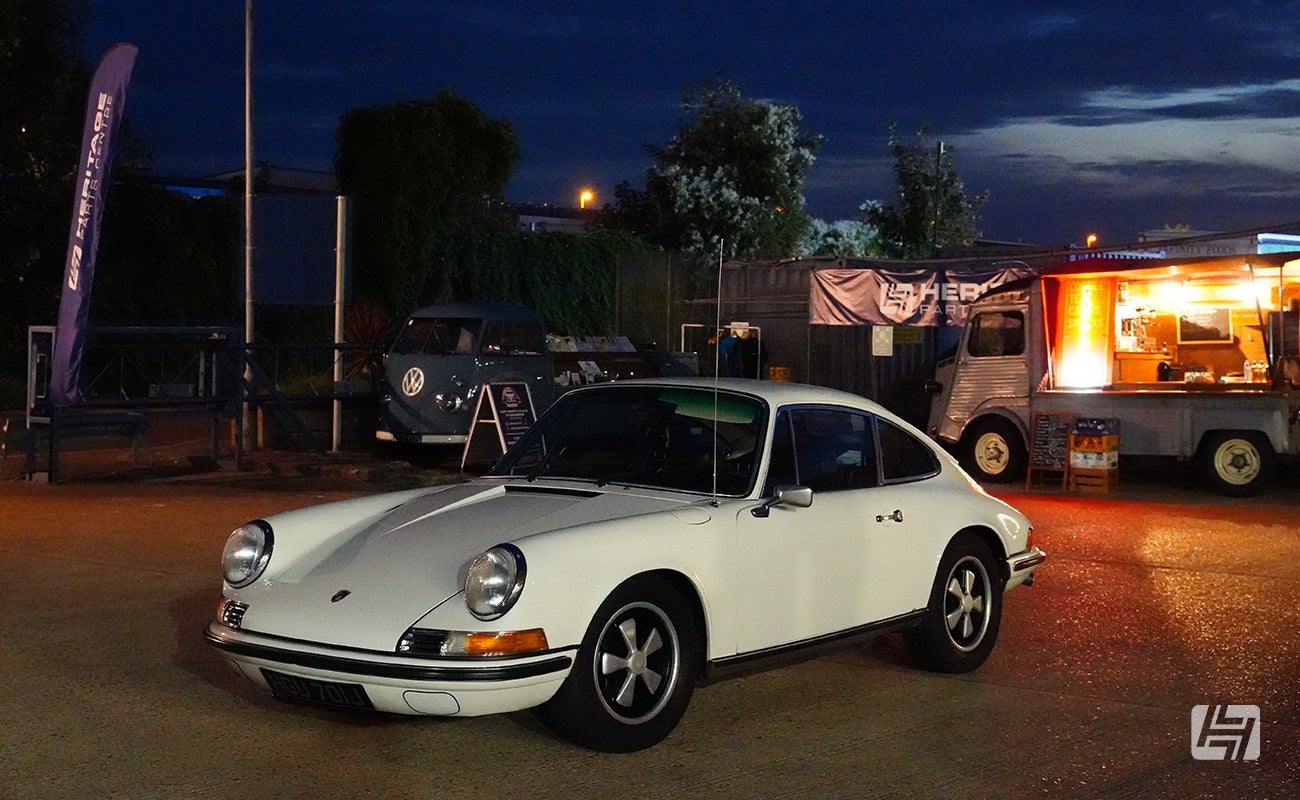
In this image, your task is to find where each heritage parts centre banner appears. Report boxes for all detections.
[809,265,1032,327]
[48,43,139,406]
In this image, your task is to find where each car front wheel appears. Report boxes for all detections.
[904,534,1003,673]
[537,576,698,752]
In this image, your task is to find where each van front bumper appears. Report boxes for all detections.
[376,430,468,445]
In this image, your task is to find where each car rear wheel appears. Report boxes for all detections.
[1201,430,1276,497]
[960,418,1026,483]
[537,576,698,752]
[903,534,1003,673]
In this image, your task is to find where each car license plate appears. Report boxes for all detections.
[260,669,375,710]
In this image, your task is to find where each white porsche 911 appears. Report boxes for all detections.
[205,378,1044,751]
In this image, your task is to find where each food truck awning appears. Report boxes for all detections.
[1036,250,1300,282]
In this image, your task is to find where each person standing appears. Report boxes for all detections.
[716,327,740,377]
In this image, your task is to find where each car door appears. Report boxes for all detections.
[734,406,936,654]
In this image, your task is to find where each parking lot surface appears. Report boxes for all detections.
[1,463,1297,799]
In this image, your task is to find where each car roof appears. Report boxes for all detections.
[407,302,543,322]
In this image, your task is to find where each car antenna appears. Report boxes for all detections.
[711,239,724,506]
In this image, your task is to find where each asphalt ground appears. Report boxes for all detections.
[2,426,1299,798]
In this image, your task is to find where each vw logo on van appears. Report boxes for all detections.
[401,367,425,397]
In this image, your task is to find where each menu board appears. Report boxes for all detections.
[1177,307,1232,344]
[1028,412,1072,469]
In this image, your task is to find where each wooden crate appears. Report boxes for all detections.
[1069,466,1118,492]
[1070,433,1119,453]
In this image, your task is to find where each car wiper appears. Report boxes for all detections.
[524,456,552,482]
[524,441,564,482]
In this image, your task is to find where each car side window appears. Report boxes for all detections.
[967,310,1025,357]
[878,418,940,483]
[788,407,879,492]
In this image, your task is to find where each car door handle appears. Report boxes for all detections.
[875,509,904,523]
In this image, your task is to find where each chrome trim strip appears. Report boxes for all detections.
[704,609,927,682]
[204,628,573,683]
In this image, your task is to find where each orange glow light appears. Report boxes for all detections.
[578,189,595,209]
[1085,233,1098,248]
[1056,277,1116,387]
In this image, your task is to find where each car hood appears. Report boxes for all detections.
[237,480,690,651]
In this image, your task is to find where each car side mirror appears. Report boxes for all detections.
[751,484,813,518]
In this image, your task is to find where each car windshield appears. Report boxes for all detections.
[491,386,766,496]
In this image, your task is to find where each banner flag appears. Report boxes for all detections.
[809,265,1032,327]
[48,42,139,406]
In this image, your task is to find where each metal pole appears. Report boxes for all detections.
[242,0,255,451]
[932,140,945,255]
[331,196,350,452]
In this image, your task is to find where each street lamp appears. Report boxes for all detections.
[578,188,595,209]
[1086,233,1098,248]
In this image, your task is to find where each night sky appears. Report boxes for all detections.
[83,1,1300,248]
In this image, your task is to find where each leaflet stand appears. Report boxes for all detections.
[461,382,538,471]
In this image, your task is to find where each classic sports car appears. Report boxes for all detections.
[206,378,1044,752]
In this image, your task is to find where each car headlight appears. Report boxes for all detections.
[222,520,274,588]
[434,391,462,413]
[464,544,526,620]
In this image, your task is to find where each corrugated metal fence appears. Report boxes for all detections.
[612,255,941,429]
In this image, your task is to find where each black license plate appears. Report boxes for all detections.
[260,669,375,711]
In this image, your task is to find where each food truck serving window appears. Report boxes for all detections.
[967,310,1025,357]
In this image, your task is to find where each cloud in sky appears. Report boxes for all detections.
[84,1,1300,246]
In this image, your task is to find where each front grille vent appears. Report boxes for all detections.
[397,627,448,657]
[220,600,249,629]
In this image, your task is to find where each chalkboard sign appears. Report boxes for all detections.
[1026,412,1073,487]
[1177,307,1232,344]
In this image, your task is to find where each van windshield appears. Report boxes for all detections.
[391,318,480,355]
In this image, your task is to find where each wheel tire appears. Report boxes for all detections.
[903,534,1003,673]
[536,576,698,752]
[1201,431,1276,497]
[960,419,1026,483]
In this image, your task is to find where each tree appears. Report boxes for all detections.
[797,218,882,258]
[621,78,821,265]
[335,91,520,314]
[863,123,988,259]
[0,0,92,393]
[93,184,238,324]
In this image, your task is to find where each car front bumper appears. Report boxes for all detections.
[1004,546,1047,589]
[204,623,573,716]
